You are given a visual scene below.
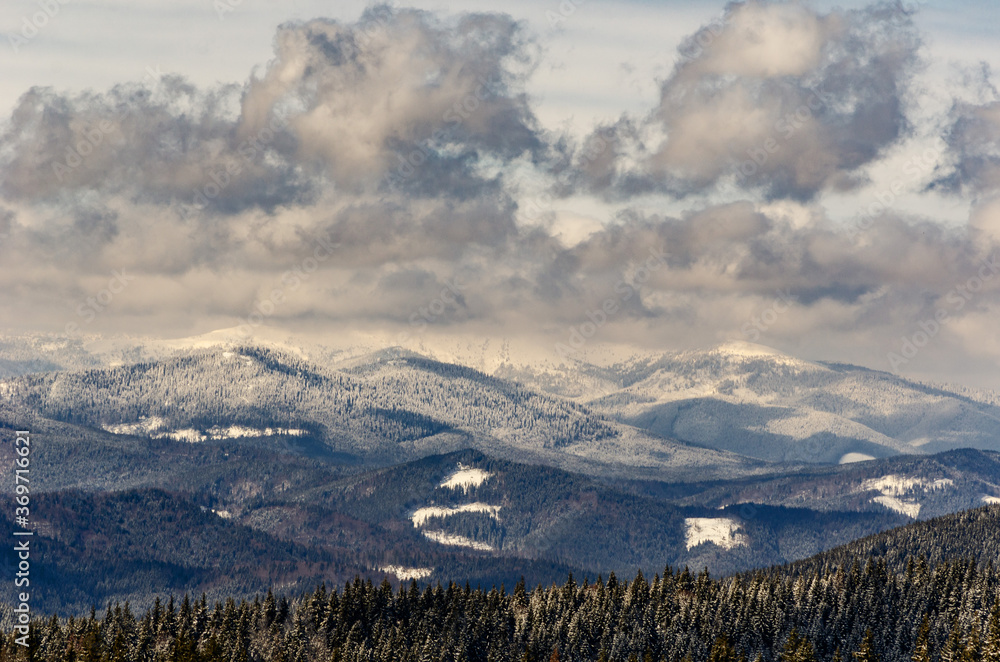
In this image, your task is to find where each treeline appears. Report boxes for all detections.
[3,556,1000,662]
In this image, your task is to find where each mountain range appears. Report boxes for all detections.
[2,331,1000,613]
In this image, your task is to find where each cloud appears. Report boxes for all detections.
[0,6,552,288]
[0,6,546,214]
[1,2,1000,384]
[936,99,1000,196]
[572,1,922,201]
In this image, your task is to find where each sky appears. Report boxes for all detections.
[1,0,1000,387]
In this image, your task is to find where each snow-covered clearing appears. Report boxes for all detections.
[873,496,921,518]
[421,531,494,551]
[862,475,953,496]
[860,474,954,518]
[410,503,501,527]
[684,518,747,550]
[102,419,306,443]
[440,465,492,492]
[381,566,433,580]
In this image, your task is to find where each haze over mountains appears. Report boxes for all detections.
[3,330,1000,612]
[5,330,1000,467]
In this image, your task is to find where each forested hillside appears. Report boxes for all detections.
[621,448,1000,522]
[3,342,1000,633]
[0,487,584,615]
[6,334,1000,469]
[572,344,1000,463]
[784,502,1000,575]
[0,449,908,614]
[4,507,1000,662]
[0,346,754,478]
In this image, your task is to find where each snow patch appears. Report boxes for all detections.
[983,496,1000,505]
[102,416,167,436]
[873,496,921,518]
[684,518,747,550]
[164,429,206,443]
[410,503,501,527]
[205,425,307,439]
[381,565,433,581]
[421,530,494,551]
[861,474,952,517]
[101,419,306,443]
[862,474,953,496]
[440,464,492,492]
[840,453,876,464]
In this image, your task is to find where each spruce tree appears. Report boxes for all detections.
[943,620,965,662]
[985,599,1000,662]
[964,624,984,662]
[912,616,932,662]
[710,635,739,662]
[853,630,879,662]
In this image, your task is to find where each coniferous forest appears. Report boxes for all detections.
[3,549,1000,662]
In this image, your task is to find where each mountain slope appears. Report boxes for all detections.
[268,449,906,579]
[6,332,1000,468]
[619,448,1000,522]
[522,342,1000,464]
[0,346,762,480]
[784,502,1000,576]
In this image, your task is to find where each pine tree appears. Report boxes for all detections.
[710,636,739,662]
[985,599,1000,662]
[780,629,817,662]
[853,630,879,662]
[944,620,965,662]
[912,616,932,662]
[964,624,984,662]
